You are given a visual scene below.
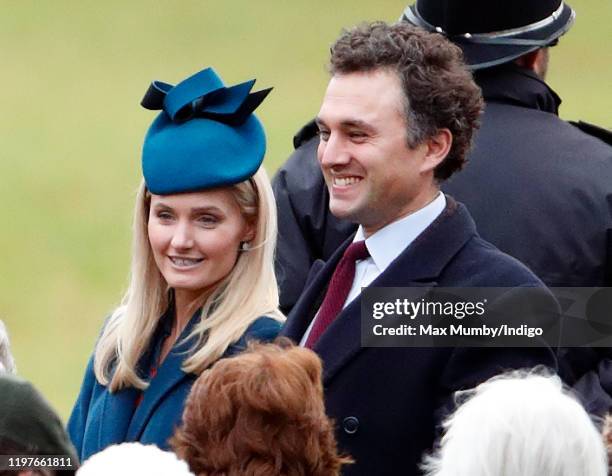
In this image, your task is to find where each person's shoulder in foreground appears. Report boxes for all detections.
[420,197,545,287]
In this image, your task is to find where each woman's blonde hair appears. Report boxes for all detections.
[93,167,284,391]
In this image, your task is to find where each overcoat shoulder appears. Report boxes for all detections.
[68,315,281,461]
[281,198,557,476]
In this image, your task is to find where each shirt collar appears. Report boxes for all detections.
[354,193,446,273]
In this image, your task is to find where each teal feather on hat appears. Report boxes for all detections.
[141,67,272,195]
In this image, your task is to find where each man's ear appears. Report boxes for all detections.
[515,50,539,71]
[515,48,549,79]
[419,128,452,174]
[515,48,551,76]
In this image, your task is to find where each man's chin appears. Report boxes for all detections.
[329,201,359,223]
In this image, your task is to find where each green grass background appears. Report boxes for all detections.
[1,1,610,420]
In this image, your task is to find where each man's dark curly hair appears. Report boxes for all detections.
[329,21,483,180]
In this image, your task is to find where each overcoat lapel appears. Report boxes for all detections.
[304,259,327,289]
[282,245,351,343]
[287,198,478,385]
[125,316,199,441]
[125,346,191,441]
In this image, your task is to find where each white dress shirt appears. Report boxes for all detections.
[300,193,446,345]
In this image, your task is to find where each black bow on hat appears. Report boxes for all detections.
[141,67,271,126]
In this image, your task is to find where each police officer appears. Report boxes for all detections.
[272,0,612,414]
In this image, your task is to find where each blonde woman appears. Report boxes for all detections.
[68,67,284,461]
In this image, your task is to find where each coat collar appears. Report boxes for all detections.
[99,307,200,446]
[283,197,477,384]
[125,310,199,441]
[474,63,561,115]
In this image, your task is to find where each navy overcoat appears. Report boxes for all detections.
[69,315,281,461]
[281,198,557,476]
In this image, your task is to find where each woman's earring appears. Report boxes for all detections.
[240,241,250,251]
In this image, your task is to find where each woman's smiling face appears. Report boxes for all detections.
[147,188,253,302]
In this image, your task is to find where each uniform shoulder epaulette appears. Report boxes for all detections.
[569,120,612,147]
[293,119,318,149]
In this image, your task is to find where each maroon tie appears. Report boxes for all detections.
[305,241,370,349]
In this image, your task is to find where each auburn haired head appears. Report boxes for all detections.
[171,339,351,476]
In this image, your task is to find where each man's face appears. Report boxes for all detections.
[316,69,433,237]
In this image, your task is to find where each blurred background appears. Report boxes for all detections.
[1,0,610,419]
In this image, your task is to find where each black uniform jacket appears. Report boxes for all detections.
[280,197,557,476]
[272,64,612,415]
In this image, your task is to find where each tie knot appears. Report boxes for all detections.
[344,240,369,263]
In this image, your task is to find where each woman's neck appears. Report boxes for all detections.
[173,289,202,334]
[158,289,204,365]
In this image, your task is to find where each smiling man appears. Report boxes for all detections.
[280,22,557,476]
[315,68,450,237]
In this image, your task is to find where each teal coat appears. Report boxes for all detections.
[68,314,281,461]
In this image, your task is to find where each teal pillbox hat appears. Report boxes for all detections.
[141,67,272,195]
